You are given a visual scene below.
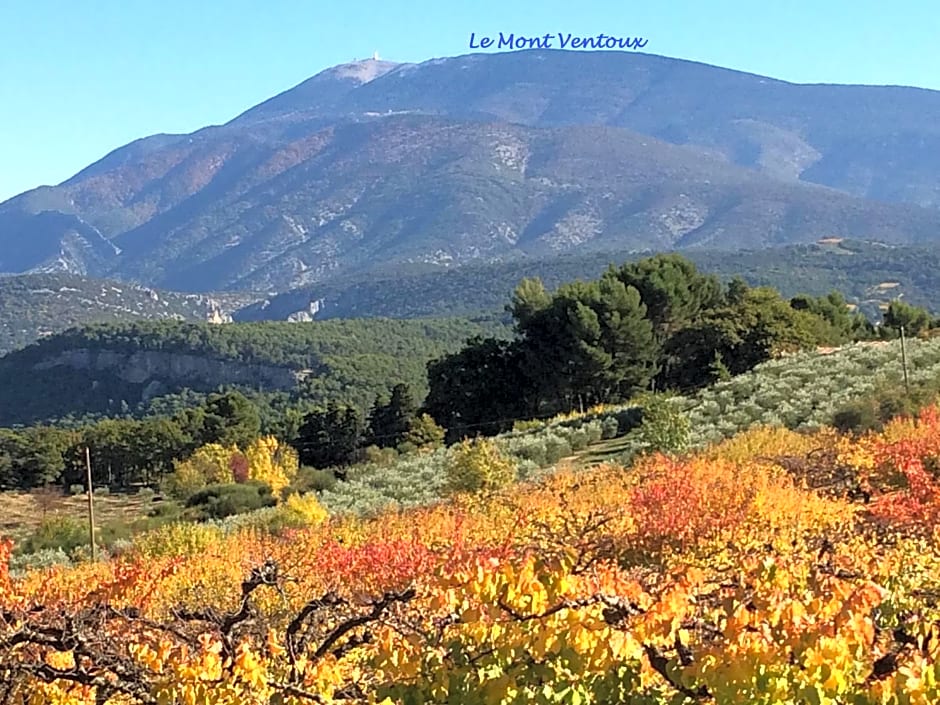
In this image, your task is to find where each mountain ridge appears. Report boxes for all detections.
[3,49,940,292]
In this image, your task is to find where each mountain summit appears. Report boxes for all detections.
[3,50,940,292]
[231,56,406,125]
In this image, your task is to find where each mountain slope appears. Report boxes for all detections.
[231,51,940,207]
[0,273,257,356]
[233,240,940,324]
[3,50,940,291]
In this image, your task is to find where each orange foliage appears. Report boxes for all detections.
[4,405,940,702]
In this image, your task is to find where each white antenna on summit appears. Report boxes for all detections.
[373,50,380,61]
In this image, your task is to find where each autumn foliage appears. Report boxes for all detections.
[5,407,940,702]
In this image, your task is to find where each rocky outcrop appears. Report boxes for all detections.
[32,348,306,390]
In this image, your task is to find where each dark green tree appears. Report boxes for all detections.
[660,283,823,390]
[1,426,76,489]
[294,402,365,471]
[423,337,533,442]
[790,291,874,344]
[200,391,262,448]
[607,254,723,341]
[883,300,933,336]
[515,277,658,411]
[366,383,418,448]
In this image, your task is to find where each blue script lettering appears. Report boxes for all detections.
[497,32,552,49]
[468,33,494,49]
[557,33,648,50]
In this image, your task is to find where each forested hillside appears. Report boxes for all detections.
[236,240,940,323]
[0,316,509,426]
[4,253,936,501]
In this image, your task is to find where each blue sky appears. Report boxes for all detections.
[1,0,937,201]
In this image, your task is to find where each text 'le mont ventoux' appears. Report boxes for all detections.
[469,32,649,51]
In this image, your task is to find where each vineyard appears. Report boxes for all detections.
[4,392,940,702]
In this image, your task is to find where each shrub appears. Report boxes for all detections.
[8,547,72,576]
[631,393,691,456]
[512,419,545,433]
[131,522,223,559]
[601,416,620,440]
[832,400,882,434]
[363,445,400,466]
[542,435,573,464]
[289,466,338,494]
[272,492,329,530]
[147,501,183,519]
[445,438,516,495]
[17,515,89,557]
[184,482,276,520]
[404,414,446,449]
[567,428,590,452]
[69,484,85,496]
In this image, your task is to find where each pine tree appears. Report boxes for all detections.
[367,384,417,448]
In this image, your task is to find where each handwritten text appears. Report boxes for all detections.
[469,32,648,51]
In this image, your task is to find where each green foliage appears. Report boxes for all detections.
[789,290,874,344]
[606,253,723,340]
[629,393,692,456]
[0,317,510,427]
[183,482,277,520]
[200,391,262,448]
[429,255,857,437]
[295,402,365,470]
[659,281,828,390]
[366,383,418,448]
[424,336,533,442]
[445,438,517,495]
[883,299,933,336]
[0,426,76,489]
[16,515,89,557]
[402,413,446,450]
[288,466,339,495]
[515,276,658,411]
[831,380,940,433]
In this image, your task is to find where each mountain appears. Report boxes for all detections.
[233,239,940,324]
[3,50,940,292]
[0,273,258,356]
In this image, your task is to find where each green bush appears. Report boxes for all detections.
[289,466,338,495]
[445,438,516,495]
[631,393,691,456]
[17,515,89,557]
[8,548,73,576]
[147,501,183,519]
[613,407,644,435]
[184,481,276,520]
[363,445,400,466]
[831,382,938,433]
